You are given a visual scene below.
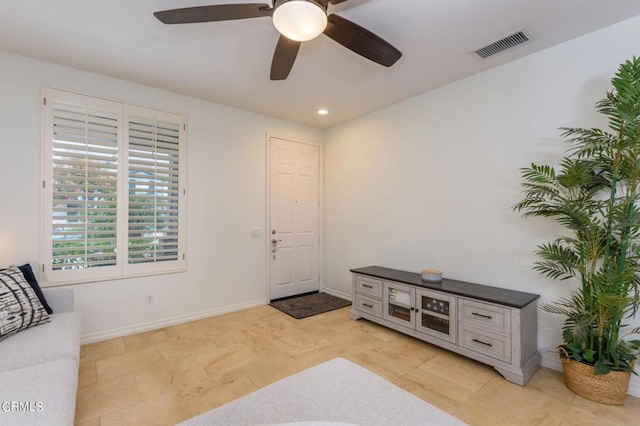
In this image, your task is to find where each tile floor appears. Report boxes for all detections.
[75,305,640,425]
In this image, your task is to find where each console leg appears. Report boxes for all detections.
[349,310,363,320]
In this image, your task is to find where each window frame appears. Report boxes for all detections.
[41,88,187,286]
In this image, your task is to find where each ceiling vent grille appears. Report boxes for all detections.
[473,29,531,59]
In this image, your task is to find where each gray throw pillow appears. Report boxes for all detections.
[0,267,51,342]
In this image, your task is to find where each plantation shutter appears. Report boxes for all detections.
[42,88,187,285]
[49,100,120,272]
[126,108,185,269]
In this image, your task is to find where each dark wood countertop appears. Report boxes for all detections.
[350,266,539,308]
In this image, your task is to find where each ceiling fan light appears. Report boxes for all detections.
[273,0,327,42]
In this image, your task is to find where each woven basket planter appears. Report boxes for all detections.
[561,357,631,405]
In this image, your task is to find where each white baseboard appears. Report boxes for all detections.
[81,299,267,344]
[540,351,640,397]
[540,352,562,372]
[320,287,352,301]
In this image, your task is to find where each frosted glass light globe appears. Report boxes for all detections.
[273,1,327,42]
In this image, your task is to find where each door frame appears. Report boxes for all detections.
[265,133,324,301]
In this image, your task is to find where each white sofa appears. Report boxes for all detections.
[0,288,82,426]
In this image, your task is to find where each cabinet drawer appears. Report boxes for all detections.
[355,294,382,317]
[458,298,510,335]
[355,275,383,298]
[459,324,511,362]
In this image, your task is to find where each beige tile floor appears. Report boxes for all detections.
[75,305,640,425]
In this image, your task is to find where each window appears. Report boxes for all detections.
[42,88,187,284]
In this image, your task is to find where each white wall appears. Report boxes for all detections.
[0,51,323,342]
[323,15,640,395]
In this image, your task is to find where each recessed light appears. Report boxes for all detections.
[317,109,328,115]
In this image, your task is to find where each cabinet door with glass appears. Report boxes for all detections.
[383,282,415,328]
[416,288,456,343]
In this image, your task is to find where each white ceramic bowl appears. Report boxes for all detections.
[421,269,442,282]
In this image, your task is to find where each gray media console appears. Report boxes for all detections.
[349,266,541,385]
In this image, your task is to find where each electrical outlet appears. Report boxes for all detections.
[146,294,154,305]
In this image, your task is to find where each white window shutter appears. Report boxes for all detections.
[51,104,119,268]
[42,88,187,284]
[43,89,124,282]
[124,106,186,275]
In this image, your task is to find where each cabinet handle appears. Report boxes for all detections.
[472,312,493,319]
[472,338,493,347]
[362,303,373,308]
[362,284,374,289]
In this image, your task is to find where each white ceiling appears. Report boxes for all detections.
[2,1,640,128]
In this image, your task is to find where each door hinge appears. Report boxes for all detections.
[42,265,45,272]
[42,180,46,189]
[183,189,186,196]
[43,97,46,106]
[183,253,186,260]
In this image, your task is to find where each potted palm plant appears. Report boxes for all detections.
[514,57,640,405]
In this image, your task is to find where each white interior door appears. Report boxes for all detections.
[269,137,320,300]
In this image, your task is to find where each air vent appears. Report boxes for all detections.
[473,29,531,59]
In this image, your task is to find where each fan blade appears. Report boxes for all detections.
[323,14,401,67]
[154,4,272,24]
[271,35,301,80]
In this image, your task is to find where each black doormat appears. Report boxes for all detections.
[270,292,351,319]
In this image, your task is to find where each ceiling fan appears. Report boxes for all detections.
[154,0,402,80]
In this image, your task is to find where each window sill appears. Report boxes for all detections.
[41,267,187,288]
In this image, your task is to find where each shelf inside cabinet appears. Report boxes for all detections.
[420,309,449,320]
[387,299,411,309]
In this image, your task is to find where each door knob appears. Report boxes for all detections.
[272,239,282,245]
